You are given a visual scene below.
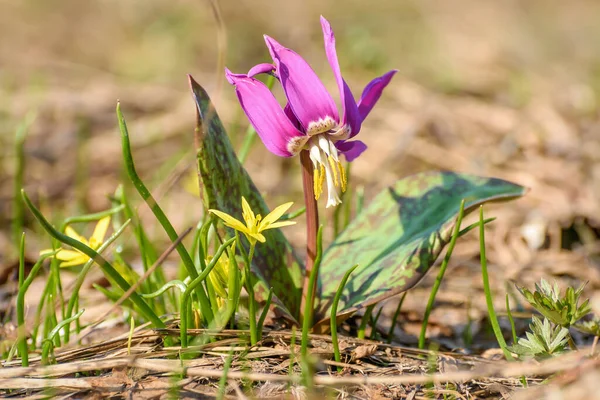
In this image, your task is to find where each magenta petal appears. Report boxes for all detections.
[225,68,304,157]
[341,79,361,136]
[320,16,361,136]
[357,70,397,122]
[264,35,339,131]
[284,103,303,131]
[248,63,275,78]
[336,140,367,162]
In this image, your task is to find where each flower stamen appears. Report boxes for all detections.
[339,160,347,192]
[307,136,345,207]
[328,155,339,187]
[313,167,323,200]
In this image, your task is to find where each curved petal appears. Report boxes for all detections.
[59,257,89,268]
[320,16,361,136]
[259,201,293,230]
[248,232,266,243]
[241,196,256,228]
[248,63,275,78]
[55,249,85,261]
[209,209,248,233]
[335,140,367,162]
[226,68,305,157]
[357,70,397,122]
[284,103,303,131]
[267,220,297,229]
[264,35,339,132]
[91,216,110,246]
[65,226,87,245]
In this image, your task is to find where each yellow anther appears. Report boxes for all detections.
[319,164,325,196]
[313,167,321,200]
[339,161,347,192]
[328,156,339,187]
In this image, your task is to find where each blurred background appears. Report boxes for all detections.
[1,0,600,347]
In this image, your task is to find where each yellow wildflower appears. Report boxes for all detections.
[40,216,111,267]
[209,197,296,245]
[207,252,230,300]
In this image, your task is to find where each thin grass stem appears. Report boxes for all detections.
[506,294,518,344]
[418,199,466,349]
[41,309,85,365]
[331,264,359,371]
[257,287,273,340]
[180,237,236,348]
[63,220,131,342]
[127,316,135,355]
[217,347,236,400]
[479,206,513,360]
[17,247,56,366]
[387,292,407,344]
[357,304,374,340]
[60,206,124,230]
[301,225,324,357]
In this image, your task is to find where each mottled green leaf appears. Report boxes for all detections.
[188,76,302,322]
[313,171,526,331]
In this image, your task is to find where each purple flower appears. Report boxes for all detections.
[226,16,396,207]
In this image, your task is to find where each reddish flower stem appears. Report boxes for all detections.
[300,150,318,324]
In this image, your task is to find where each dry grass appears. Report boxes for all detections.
[3,324,596,398]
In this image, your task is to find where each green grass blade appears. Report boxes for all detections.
[116,102,214,324]
[301,225,323,357]
[63,219,131,343]
[418,199,466,349]
[257,287,273,340]
[506,294,518,344]
[22,190,164,328]
[331,264,359,371]
[387,292,407,344]
[180,237,236,348]
[357,305,374,340]
[60,205,125,229]
[141,280,188,298]
[479,206,513,360]
[217,347,236,400]
[17,241,56,366]
[41,309,85,365]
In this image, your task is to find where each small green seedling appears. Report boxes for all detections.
[508,316,570,360]
[517,279,591,328]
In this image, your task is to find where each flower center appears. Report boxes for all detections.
[307,136,347,208]
[306,116,337,136]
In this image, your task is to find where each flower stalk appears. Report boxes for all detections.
[300,150,319,323]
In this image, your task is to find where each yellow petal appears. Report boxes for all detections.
[59,257,88,268]
[241,197,255,228]
[209,209,248,233]
[247,232,266,243]
[266,220,297,230]
[209,272,228,299]
[55,249,86,261]
[39,248,57,256]
[91,216,111,247]
[65,226,88,245]
[259,202,293,230]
